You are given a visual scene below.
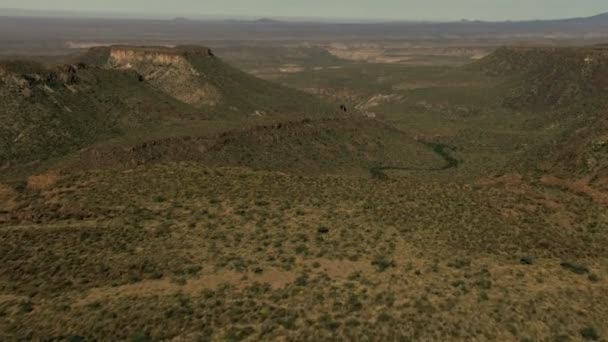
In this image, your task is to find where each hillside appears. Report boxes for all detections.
[0,59,194,166]
[471,46,608,178]
[1,45,444,178]
[0,45,335,168]
[474,45,608,110]
[63,118,447,176]
[82,46,335,116]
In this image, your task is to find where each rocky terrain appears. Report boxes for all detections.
[105,46,222,107]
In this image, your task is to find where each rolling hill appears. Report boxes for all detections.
[64,118,446,176]
[1,45,448,179]
[0,45,336,168]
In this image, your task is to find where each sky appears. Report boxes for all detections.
[2,0,608,21]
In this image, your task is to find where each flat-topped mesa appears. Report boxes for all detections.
[89,45,214,57]
[108,45,215,56]
[90,45,222,107]
[103,45,215,67]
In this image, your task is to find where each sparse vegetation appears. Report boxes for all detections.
[1,43,607,340]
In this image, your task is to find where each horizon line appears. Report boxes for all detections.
[1,7,606,24]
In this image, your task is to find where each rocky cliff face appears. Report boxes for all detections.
[0,57,199,166]
[96,46,221,107]
[105,46,221,107]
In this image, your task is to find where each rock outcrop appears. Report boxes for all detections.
[104,46,221,107]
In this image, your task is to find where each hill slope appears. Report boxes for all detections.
[0,46,335,168]
[474,46,608,177]
[65,118,447,176]
[82,46,334,116]
[475,45,608,110]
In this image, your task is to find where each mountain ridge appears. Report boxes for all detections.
[474,46,608,177]
[0,45,336,169]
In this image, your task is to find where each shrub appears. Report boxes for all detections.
[372,256,395,272]
[580,327,599,341]
[369,167,388,180]
[560,262,589,275]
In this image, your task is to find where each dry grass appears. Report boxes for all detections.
[26,172,60,192]
[541,175,608,207]
[1,163,607,340]
[0,183,17,212]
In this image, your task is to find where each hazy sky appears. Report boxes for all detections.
[3,0,608,21]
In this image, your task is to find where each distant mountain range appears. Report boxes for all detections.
[1,7,608,24]
[1,9,608,57]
